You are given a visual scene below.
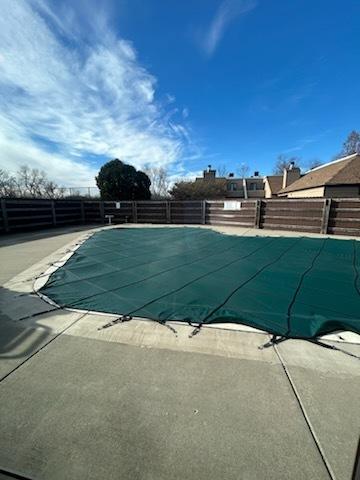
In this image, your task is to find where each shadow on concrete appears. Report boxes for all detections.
[0,318,51,360]
[0,286,54,365]
[0,224,101,248]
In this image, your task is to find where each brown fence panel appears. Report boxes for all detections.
[206,200,257,226]
[260,199,324,233]
[170,201,203,224]
[84,201,102,224]
[4,198,54,231]
[104,201,133,223]
[328,199,360,236]
[136,201,167,224]
[0,201,5,233]
[54,200,82,225]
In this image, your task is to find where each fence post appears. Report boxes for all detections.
[254,200,261,228]
[321,198,331,234]
[80,200,85,224]
[1,198,9,233]
[202,200,206,225]
[132,201,138,223]
[166,201,171,224]
[99,201,105,224]
[51,200,57,226]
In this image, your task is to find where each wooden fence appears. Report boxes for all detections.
[0,198,359,236]
[206,200,258,227]
[260,199,326,233]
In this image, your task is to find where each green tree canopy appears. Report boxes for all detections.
[96,159,151,200]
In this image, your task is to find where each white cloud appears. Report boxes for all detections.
[165,94,176,104]
[169,169,203,186]
[200,0,257,57]
[0,0,191,186]
[0,131,98,187]
[182,107,189,119]
[281,131,332,156]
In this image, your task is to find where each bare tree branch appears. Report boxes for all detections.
[144,167,171,199]
[216,164,228,177]
[0,165,65,198]
[307,159,323,170]
[237,163,249,178]
[0,169,17,197]
[273,155,301,175]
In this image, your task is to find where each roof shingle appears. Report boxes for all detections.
[279,154,360,193]
[265,175,283,194]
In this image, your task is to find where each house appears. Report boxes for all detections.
[264,176,284,198]
[195,166,265,199]
[278,153,360,198]
[264,162,301,198]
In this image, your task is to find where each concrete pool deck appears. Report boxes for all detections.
[0,225,359,480]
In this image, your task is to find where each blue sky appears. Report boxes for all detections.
[0,0,359,186]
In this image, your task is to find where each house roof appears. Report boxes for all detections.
[265,175,283,194]
[195,176,264,183]
[279,153,360,194]
[195,176,226,181]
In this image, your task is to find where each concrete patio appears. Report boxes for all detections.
[0,225,359,480]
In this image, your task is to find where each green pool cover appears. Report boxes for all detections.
[39,227,360,339]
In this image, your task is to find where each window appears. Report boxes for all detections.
[228,182,237,191]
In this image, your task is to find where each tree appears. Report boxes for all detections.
[134,170,151,200]
[307,159,323,170]
[0,166,64,198]
[273,155,301,175]
[144,166,170,199]
[43,181,66,199]
[169,179,227,200]
[96,159,151,200]
[0,169,17,197]
[216,164,228,177]
[237,163,249,178]
[17,166,47,197]
[338,130,360,157]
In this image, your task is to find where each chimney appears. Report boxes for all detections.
[254,171,259,177]
[282,164,301,188]
[229,173,234,178]
[203,165,216,180]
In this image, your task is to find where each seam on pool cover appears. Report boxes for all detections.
[199,237,303,326]
[285,238,328,337]
[123,237,282,319]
